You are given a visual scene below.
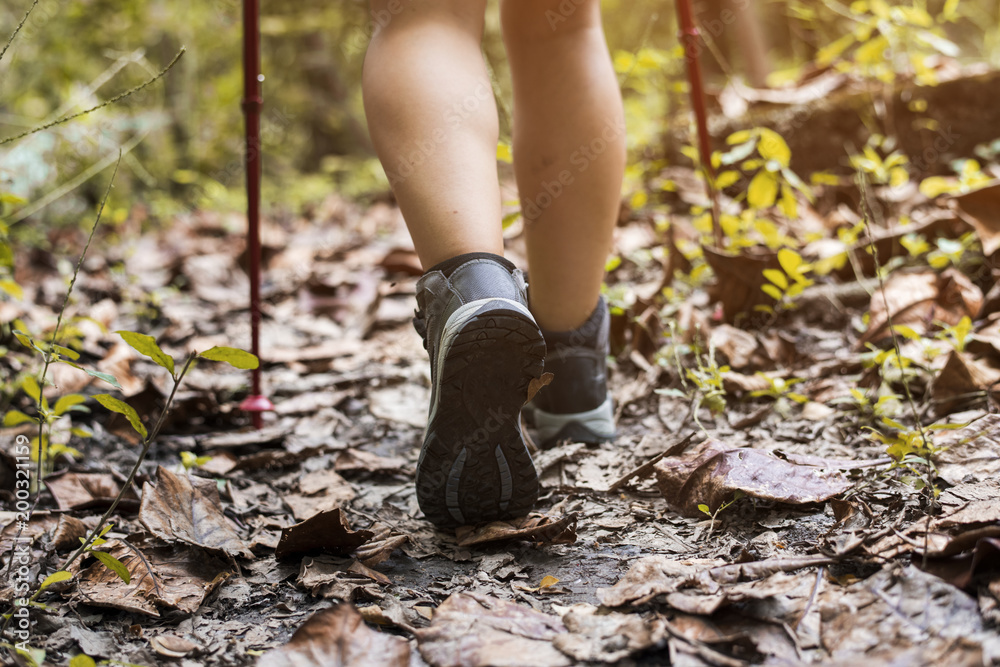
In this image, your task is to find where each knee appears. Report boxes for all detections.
[501,0,602,42]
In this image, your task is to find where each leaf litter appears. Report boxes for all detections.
[2,169,1000,665]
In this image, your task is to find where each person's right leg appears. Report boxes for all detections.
[363,0,545,527]
[362,0,503,268]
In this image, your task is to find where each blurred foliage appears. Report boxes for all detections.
[0,0,997,233]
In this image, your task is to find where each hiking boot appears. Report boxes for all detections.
[523,296,616,448]
[412,252,545,528]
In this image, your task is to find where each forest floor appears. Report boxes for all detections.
[3,163,1000,666]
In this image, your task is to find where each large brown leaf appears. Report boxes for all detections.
[654,440,852,516]
[860,268,982,346]
[138,466,253,558]
[274,508,373,560]
[257,603,409,667]
[46,471,138,511]
[414,593,570,667]
[953,181,1000,256]
[455,513,577,547]
[77,539,232,617]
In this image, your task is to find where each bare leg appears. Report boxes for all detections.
[501,0,626,331]
[362,0,501,269]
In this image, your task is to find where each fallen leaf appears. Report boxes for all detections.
[704,247,781,324]
[353,523,407,568]
[553,604,667,663]
[525,373,554,405]
[952,181,1000,255]
[257,603,409,667]
[860,268,983,346]
[933,412,1000,484]
[931,350,1000,413]
[414,593,570,667]
[455,513,577,547]
[274,508,374,560]
[139,466,253,559]
[297,556,384,601]
[150,635,199,659]
[45,471,138,511]
[77,539,232,617]
[653,440,852,517]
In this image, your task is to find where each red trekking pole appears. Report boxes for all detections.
[237,0,273,428]
[676,0,722,246]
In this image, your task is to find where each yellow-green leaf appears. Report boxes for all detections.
[199,346,259,370]
[3,410,35,426]
[94,394,147,439]
[777,248,803,275]
[757,128,791,168]
[22,376,41,402]
[714,170,740,189]
[747,171,778,209]
[53,394,87,416]
[90,550,130,584]
[69,655,97,667]
[117,331,175,376]
[496,142,513,164]
[817,33,857,65]
[0,279,23,300]
[761,284,784,301]
[762,269,788,289]
[726,130,753,145]
[39,571,72,591]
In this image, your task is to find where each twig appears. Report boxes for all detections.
[607,433,697,492]
[0,48,185,146]
[0,0,38,66]
[792,566,825,631]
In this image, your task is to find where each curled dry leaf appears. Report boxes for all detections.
[257,603,410,667]
[455,513,577,547]
[414,593,570,667]
[139,466,253,559]
[274,508,374,560]
[653,440,852,517]
[860,268,982,346]
[297,556,384,601]
[952,181,1000,256]
[553,604,666,663]
[45,471,139,511]
[703,247,780,323]
[77,540,232,617]
[353,523,407,568]
[598,554,833,614]
[930,351,1000,413]
[150,635,200,659]
[932,412,1000,485]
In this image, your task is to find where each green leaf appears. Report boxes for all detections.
[0,279,23,300]
[747,170,778,209]
[39,571,72,591]
[199,346,259,370]
[69,655,97,667]
[53,394,87,416]
[83,367,122,389]
[718,139,757,166]
[714,170,741,189]
[725,130,753,145]
[777,248,804,275]
[762,269,788,290]
[3,409,36,427]
[501,210,521,229]
[22,376,41,402]
[117,331,175,376]
[91,550,130,584]
[757,128,791,168]
[50,344,80,361]
[94,394,147,439]
[761,284,784,301]
[697,504,711,515]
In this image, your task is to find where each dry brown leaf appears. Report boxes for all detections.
[553,604,667,663]
[930,350,1000,412]
[333,449,407,474]
[934,479,1000,529]
[138,466,253,559]
[654,440,852,517]
[297,556,384,601]
[932,412,1000,485]
[45,471,137,511]
[77,539,231,617]
[953,181,1000,256]
[274,508,374,560]
[525,372,554,405]
[597,554,832,613]
[414,593,570,667]
[455,513,577,547]
[257,603,409,667]
[860,268,982,346]
[709,325,761,370]
[704,247,780,324]
[283,469,357,522]
[353,523,407,568]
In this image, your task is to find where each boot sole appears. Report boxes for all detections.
[416,298,545,528]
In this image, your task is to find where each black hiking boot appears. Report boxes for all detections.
[412,252,545,528]
[523,295,616,449]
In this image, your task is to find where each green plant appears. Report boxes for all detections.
[712,128,813,219]
[848,136,909,188]
[919,158,992,198]
[759,248,815,314]
[698,490,744,533]
[658,338,729,432]
[180,450,213,472]
[749,373,808,416]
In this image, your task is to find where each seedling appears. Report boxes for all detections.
[698,490,744,533]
